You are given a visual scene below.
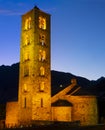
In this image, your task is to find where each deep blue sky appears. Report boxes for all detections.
[0,0,105,80]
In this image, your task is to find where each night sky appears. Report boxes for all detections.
[0,0,105,80]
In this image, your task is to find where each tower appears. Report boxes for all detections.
[18,6,51,124]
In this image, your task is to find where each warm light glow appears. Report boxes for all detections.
[23,84,28,92]
[40,82,45,91]
[25,19,28,30]
[42,50,46,61]
[39,17,46,30]
[25,17,32,30]
[40,66,45,76]
[25,35,30,45]
[39,50,42,61]
[39,34,46,45]
[39,50,46,61]
[28,17,31,29]
[24,52,29,61]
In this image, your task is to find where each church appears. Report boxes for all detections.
[5,6,98,127]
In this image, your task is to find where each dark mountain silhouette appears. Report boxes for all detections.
[0,63,105,121]
[0,63,105,102]
[0,63,19,103]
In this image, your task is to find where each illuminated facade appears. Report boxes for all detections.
[18,6,51,124]
[5,6,98,127]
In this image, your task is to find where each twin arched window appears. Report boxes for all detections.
[39,34,46,46]
[25,17,31,30]
[39,50,46,61]
[39,17,46,30]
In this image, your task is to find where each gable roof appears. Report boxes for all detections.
[51,80,81,103]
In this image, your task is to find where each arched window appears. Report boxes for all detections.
[39,34,45,45]
[25,19,28,30]
[42,50,46,61]
[39,17,42,28]
[40,82,45,92]
[39,17,46,30]
[28,17,31,29]
[40,66,45,76]
[24,52,29,61]
[42,18,46,29]
[24,17,32,30]
[25,35,30,45]
[39,50,42,61]
[39,50,46,61]
[23,84,28,92]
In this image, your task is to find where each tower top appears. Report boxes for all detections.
[34,5,39,10]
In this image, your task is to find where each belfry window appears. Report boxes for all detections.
[23,84,28,92]
[39,82,45,92]
[28,17,31,29]
[39,50,46,61]
[25,17,32,30]
[25,19,28,30]
[42,50,46,61]
[39,17,46,30]
[39,34,46,46]
[40,66,45,76]
[24,52,29,61]
[25,35,30,45]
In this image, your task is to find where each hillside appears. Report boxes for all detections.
[0,63,19,103]
[0,63,105,121]
[0,63,105,102]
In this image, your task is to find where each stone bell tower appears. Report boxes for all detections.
[18,6,51,124]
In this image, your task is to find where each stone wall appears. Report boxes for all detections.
[0,120,5,128]
[51,82,98,125]
[5,101,18,128]
[68,96,98,125]
[51,106,72,121]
